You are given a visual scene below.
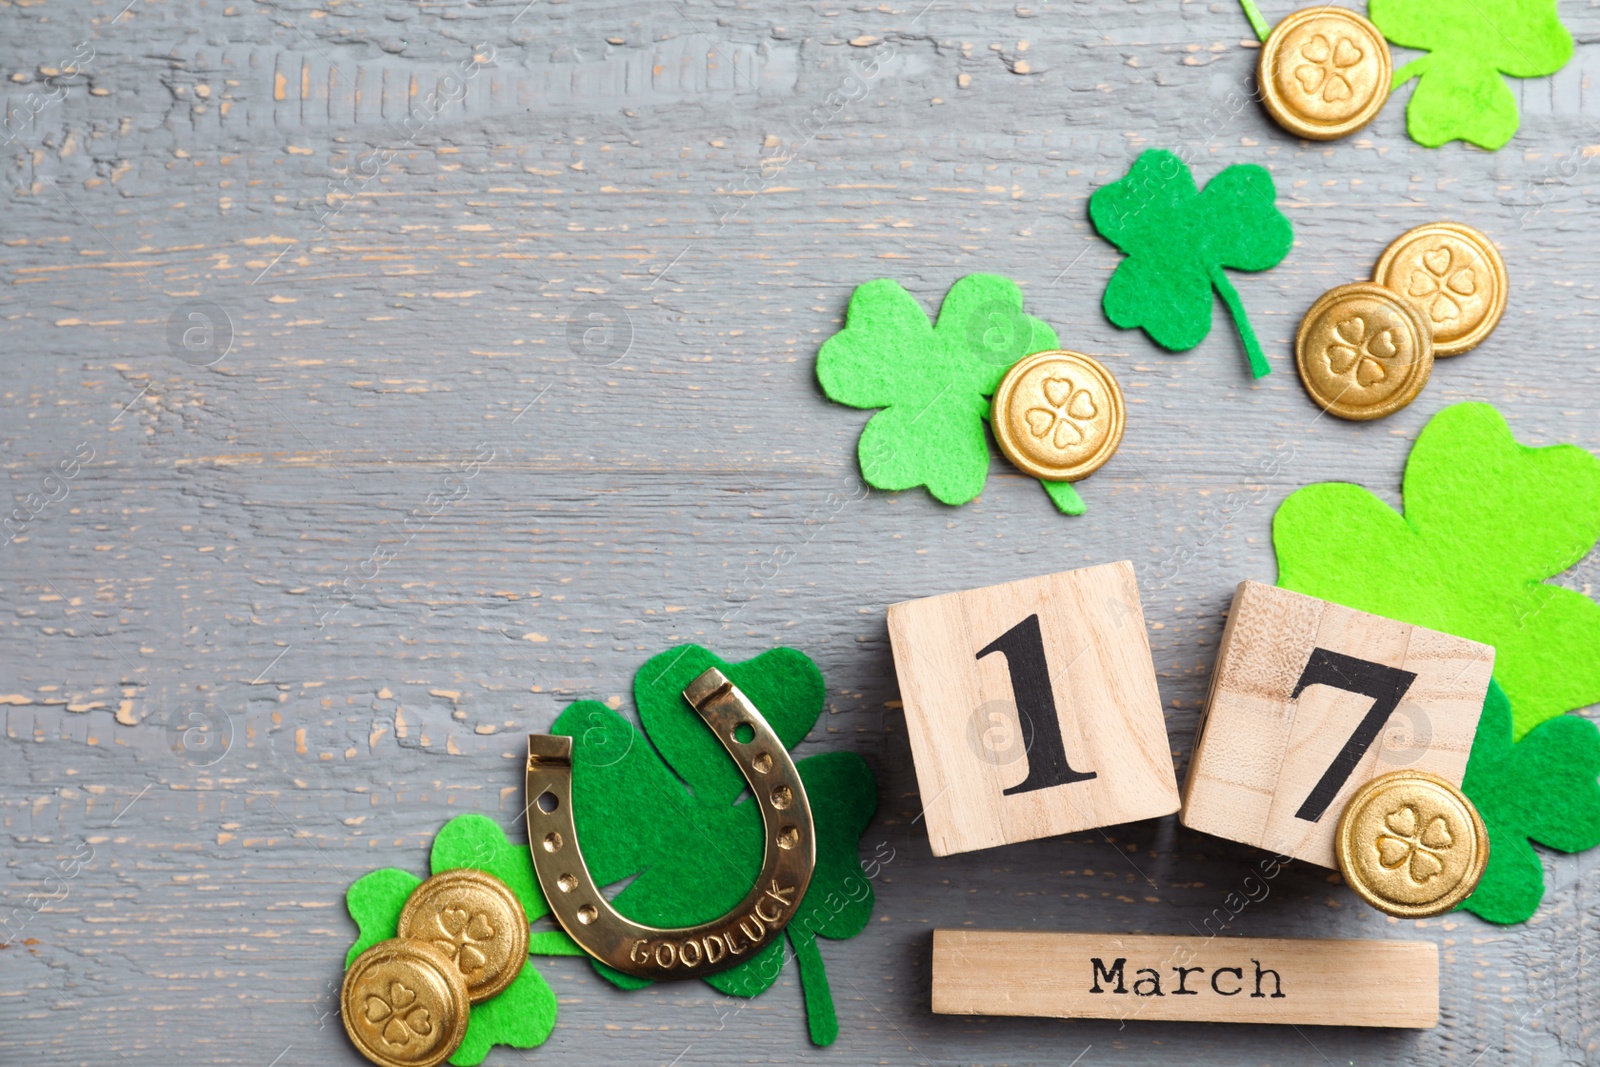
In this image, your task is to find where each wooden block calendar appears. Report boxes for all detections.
[1180,580,1494,868]
[887,562,1181,857]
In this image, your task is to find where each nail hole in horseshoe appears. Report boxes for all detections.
[576,904,598,925]
[732,722,755,744]
[776,825,799,850]
[557,873,578,893]
[543,831,563,852]
[536,790,559,814]
[770,785,793,810]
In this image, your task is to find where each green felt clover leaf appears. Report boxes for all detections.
[545,644,879,1046]
[817,273,1085,514]
[345,867,422,964]
[1465,684,1600,927]
[1089,149,1291,380]
[343,814,574,1066]
[1460,680,1600,923]
[1373,0,1572,150]
[1274,402,1600,741]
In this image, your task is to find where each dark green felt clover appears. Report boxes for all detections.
[343,814,580,1066]
[1089,149,1292,380]
[547,644,879,1046]
[1372,0,1572,150]
[1460,680,1600,924]
[817,273,1086,515]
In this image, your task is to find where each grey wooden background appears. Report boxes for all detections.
[4,0,1599,1063]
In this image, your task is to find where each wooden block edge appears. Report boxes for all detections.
[1176,579,1253,834]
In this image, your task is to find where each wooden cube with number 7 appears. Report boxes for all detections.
[1180,581,1494,868]
[887,561,1181,857]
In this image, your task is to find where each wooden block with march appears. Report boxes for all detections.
[932,929,1438,1028]
[887,561,1180,857]
[1181,580,1494,868]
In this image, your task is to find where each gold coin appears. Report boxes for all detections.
[1335,770,1489,919]
[341,939,471,1067]
[990,350,1125,482]
[1373,222,1507,356]
[396,868,529,1004]
[1295,282,1433,421]
[1258,7,1392,141]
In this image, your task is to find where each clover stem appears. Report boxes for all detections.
[1390,54,1436,91]
[792,930,841,1046]
[1209,265,1272,379]
[1237,0,1271,43]
[1041,478,1086,515]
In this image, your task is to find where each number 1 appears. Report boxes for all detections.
[976,614,1097,796]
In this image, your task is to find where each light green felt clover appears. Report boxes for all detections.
[1274,402,1600,741]
[343,814,578,1066]
[817,273,1085,514]
[1372,0,1573,150]
[547,644,879,1046]
[1089,149,1291,379]
[1460,680,1600,923]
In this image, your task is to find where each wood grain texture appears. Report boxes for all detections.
[1181,580,1493,868]
[2,0,1599,1063]
[888,561,1179,855]
[932,929,1439,1027]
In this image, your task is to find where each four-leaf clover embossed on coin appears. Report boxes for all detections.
[1407,246,1477,325]
[1372,0,1573,149]
[1326,314,1403,386]
[432,906,497,978]
[1375,804,1454,883]
[1296,32,1364,102]
[367,980,435,1047]
[1025,376,1098,449]
[1090,149,1292,379]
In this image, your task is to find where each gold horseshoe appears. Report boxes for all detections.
[525,666,817,980]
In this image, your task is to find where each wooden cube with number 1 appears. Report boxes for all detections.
[887,561,1181,857]
[1180,581,1494,868]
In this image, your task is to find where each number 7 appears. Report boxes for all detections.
[1290,648,1418,823]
